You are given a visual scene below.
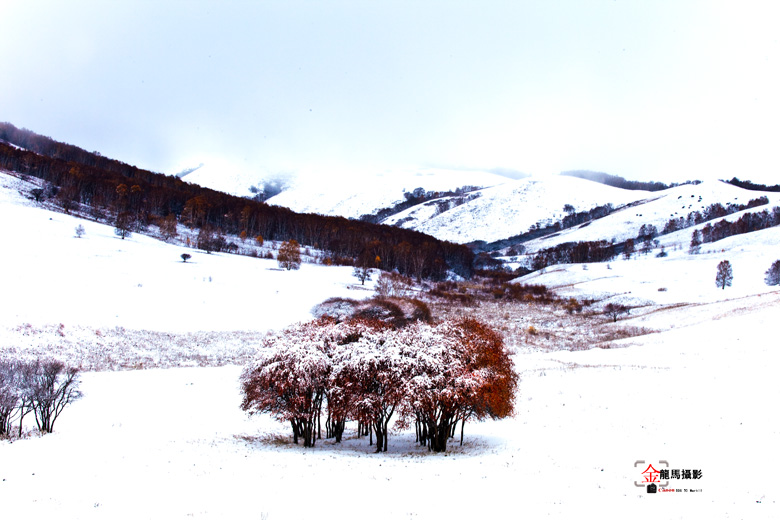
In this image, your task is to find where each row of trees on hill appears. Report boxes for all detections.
[0,123,474,280]
[724,177,780,193]
[240,317,517,453]
[560,170,698,191]
[530,240,616,270]
[660,197,771,235]
[690,207,780,252]
[530,204,780,271]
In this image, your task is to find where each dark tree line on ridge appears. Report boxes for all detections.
[0,122,473,280]
[691,207,780,247]
[560,170,699,192]
[724,177,780,193]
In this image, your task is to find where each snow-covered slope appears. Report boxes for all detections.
[516,223,780,308]
[384,174,653,244]
[0,171,370,334]
[265,166,509,219]
[520,179,780,253]
[180,161,510,219]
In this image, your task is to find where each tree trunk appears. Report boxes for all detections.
[334,419,345,443]
[373,422,383,453]
[290,419,299,444]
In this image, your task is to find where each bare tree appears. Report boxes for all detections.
[603,303,630,322]
[181,253,192,263]
[75,224,86,238]
[277,240,302,270]
[28,361,82,434]
[114,212,133,240]
[15,361,36,437]
[715,260,733,290]
[0,361,19,436]
[352,265,372,285]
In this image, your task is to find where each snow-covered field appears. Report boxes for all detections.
[1,170,778,518]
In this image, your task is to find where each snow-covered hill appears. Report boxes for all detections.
[515,223,780,309]
[520,179,780,253]
[181,161,510,220]
[384,174,653,244]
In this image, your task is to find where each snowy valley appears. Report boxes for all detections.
[1,164,779,519]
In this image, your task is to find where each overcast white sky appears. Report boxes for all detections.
[2,0,779,184]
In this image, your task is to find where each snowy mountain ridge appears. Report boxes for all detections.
[382,175,655,244]
[180,161,512,219]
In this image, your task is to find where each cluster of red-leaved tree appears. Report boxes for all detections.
[240,317,517,453]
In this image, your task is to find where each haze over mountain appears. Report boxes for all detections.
[4,2,780,186]
[180,161,513,220]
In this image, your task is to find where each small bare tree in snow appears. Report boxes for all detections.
[603,303,630,322]
[715,260,733,290]
[28,360,82,434]
[352,265,372,285]
[114,212,133,240]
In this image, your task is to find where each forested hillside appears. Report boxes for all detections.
[0,123,473,280]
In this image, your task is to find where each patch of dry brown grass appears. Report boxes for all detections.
[426,295,655,353]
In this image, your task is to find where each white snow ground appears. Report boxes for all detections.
[1,170,778,518]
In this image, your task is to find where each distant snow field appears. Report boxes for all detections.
[1,170,778,518]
